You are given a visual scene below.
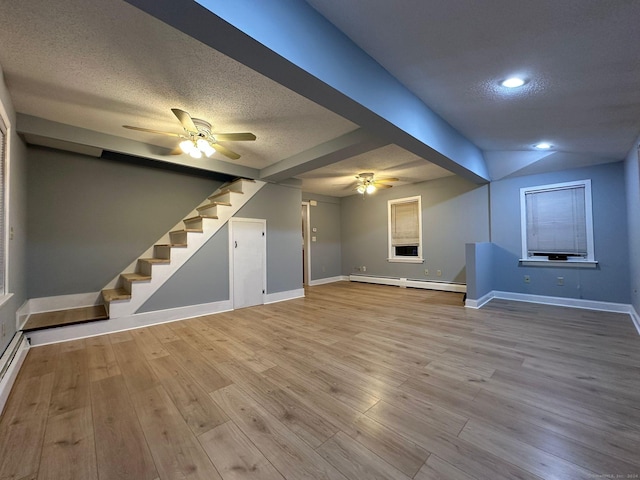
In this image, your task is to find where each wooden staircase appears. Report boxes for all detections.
[102,178,263,318]
[21,178,264,332]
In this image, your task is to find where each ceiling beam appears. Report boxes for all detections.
[17,114,260,179]
[260,128,388,182]
[124,0,490,184]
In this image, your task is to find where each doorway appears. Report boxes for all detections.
[301,202,311,285]
[230,218,266,309]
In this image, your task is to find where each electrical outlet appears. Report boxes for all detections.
[362,266,366,272]
[557,276,564,286]
[524,275,530,283]
[436,270,442,277]
[424,269,429,276]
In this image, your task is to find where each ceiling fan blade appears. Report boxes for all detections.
[123,125,181,137]
[375,183,393,189]
[213,132,257,141]
[375,177,399,183]
[212,143,241,160]
[171,108,198,132]
[168,147,183,155]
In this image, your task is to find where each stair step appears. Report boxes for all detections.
[102,288,131,302]
[197,201,231,211]
[139,257,171,265]
[209,189,244,201]
[184,215,218,222]
[122,273,152,282]
[22,305,108,332]
[155,243,188,248]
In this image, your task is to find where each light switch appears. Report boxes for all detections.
[311,236,317,242]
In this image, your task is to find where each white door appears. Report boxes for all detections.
[230,218,266,309]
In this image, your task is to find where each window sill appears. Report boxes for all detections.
[0,293,14,310]
[387,257,424,264]
[519,259,598,268]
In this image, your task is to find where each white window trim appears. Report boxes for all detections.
[519,179,597,267]
[0,96,10,301]
[387,195,424,264]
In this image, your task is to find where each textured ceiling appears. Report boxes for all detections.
[305,0,640,158]
[0,0,639,196]
[0,0,357,170]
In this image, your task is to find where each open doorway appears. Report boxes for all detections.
[301,202,311,285]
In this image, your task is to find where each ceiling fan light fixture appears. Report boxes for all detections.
[366,184,376,194]
[356,184,366,194]
[196,138,215,157]
[179,139,194,153]
[534,142,552,150]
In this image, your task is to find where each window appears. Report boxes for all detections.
[388,195,423,263]
[520,180,596,266]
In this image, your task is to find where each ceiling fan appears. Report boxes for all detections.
[354,172,398,194]
[123,108,256,160]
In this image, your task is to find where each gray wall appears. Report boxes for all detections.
[624,137,640,315]
[27,148,224,298]
[138,225,230,313]
[302,193,342,281]
[490,162,630,303]
[237,182,302,294]
[0,67,28,354]
[340,175,490,283]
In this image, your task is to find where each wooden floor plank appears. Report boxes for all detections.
[148,354,228,436]
[198,421,285,480]
[131,385,223,480]
[0,372,54,480]
[37,407,97,480]
[210,384,348,480]
[317,431,412,480]
[85,335,121,382]
[90,375,158,480]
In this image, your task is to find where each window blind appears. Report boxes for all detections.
[391,200,419,246]
[525,185,587,256]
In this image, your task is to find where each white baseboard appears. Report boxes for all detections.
[0,333,29,415]
[349,275,467,293]
[465,291,495,309]
[631,306,640,335]
[26,299,233,346]
[308,275,349,286]
[466,290,639,334]
[264,288,305,304]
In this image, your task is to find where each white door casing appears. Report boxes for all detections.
[229,218,266,309]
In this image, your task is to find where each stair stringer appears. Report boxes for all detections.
[106,179,266,318]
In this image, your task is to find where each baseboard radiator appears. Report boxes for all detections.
[349,274,466,293]
[0,332,30,415]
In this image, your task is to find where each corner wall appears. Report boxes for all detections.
[624,138,640,316]
[340,175,490,284]
[0,65,27,354]
[490,162,630,304]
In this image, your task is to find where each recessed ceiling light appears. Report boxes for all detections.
[501,77,526,88]
[534,142,552,150]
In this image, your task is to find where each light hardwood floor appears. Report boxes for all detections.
[1,282,639,479]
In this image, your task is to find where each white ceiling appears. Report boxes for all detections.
[0,0,639,196]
